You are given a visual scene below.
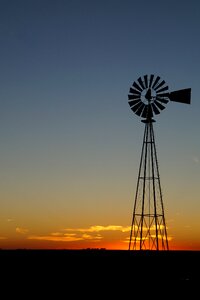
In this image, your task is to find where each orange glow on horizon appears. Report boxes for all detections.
[1,238,200,251]
[0,224,199,251]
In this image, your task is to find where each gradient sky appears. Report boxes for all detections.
[0,0,199,250]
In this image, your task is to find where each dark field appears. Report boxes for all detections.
[1,250,199,294]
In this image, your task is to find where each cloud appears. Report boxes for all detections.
[27,235,83,242]
[26,225,130,243]
[150,234,173,241]
[27,232,103,242]
[7,218,14,222]
[51,232,63,236]
[64,225,131,233]
[25,224,173,246]
[16,227,29,234]
[124,234,173,243]
[82,233,102,240]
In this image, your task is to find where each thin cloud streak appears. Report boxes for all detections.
[64,225,131,233]
[28,235,84,242]
[16,227,29,234]
[7,219,14,222]
[28,233,102,242]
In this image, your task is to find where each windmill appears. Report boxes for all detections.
[128,74,191,250]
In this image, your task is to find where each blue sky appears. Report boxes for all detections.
[0,0,199,249]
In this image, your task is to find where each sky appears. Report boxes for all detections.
[0,0,199,250]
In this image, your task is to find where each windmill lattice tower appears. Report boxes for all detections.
[128,74,191,250]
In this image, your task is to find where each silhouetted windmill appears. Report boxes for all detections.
[128,75,191,250]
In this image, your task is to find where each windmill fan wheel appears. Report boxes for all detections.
[128,75,169,119]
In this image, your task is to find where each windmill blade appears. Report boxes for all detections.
[156,97,169,104]
[151,103,160,115]
[132,104,145,117]
[137,77,145,90]
[141,105,148,118]
[152,76,160,89]
[132,81,143,92]
[149,74,154,88]
[169,88,191,104]
[128,94,141,101]
[144,75,148,88]
[136,103,145,116]
[154,100,165,110]
[147,105,153,118]
[129,87,141,95]
[128,99,141,107]
[141,105,153,118]
[131,101,144,113]
[156,92,169,98]
[156,85,168,93]
[154,80,165,91]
